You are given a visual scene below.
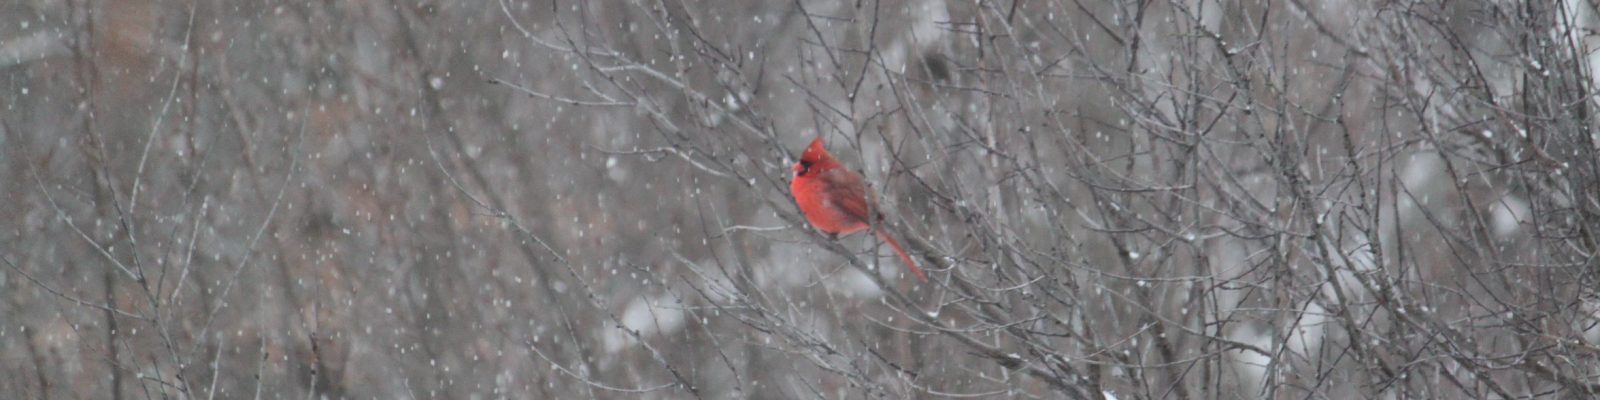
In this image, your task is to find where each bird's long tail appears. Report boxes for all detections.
[874,228,927,282]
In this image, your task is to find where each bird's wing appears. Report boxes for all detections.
[826,168,879,223]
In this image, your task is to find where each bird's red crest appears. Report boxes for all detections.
[794,136,838,174]
[800,136,829,164]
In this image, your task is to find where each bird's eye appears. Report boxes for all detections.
[797,161,812,175]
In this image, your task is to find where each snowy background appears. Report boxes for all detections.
[3,0,1600,398]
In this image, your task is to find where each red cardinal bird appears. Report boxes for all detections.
[790,136,927,282]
